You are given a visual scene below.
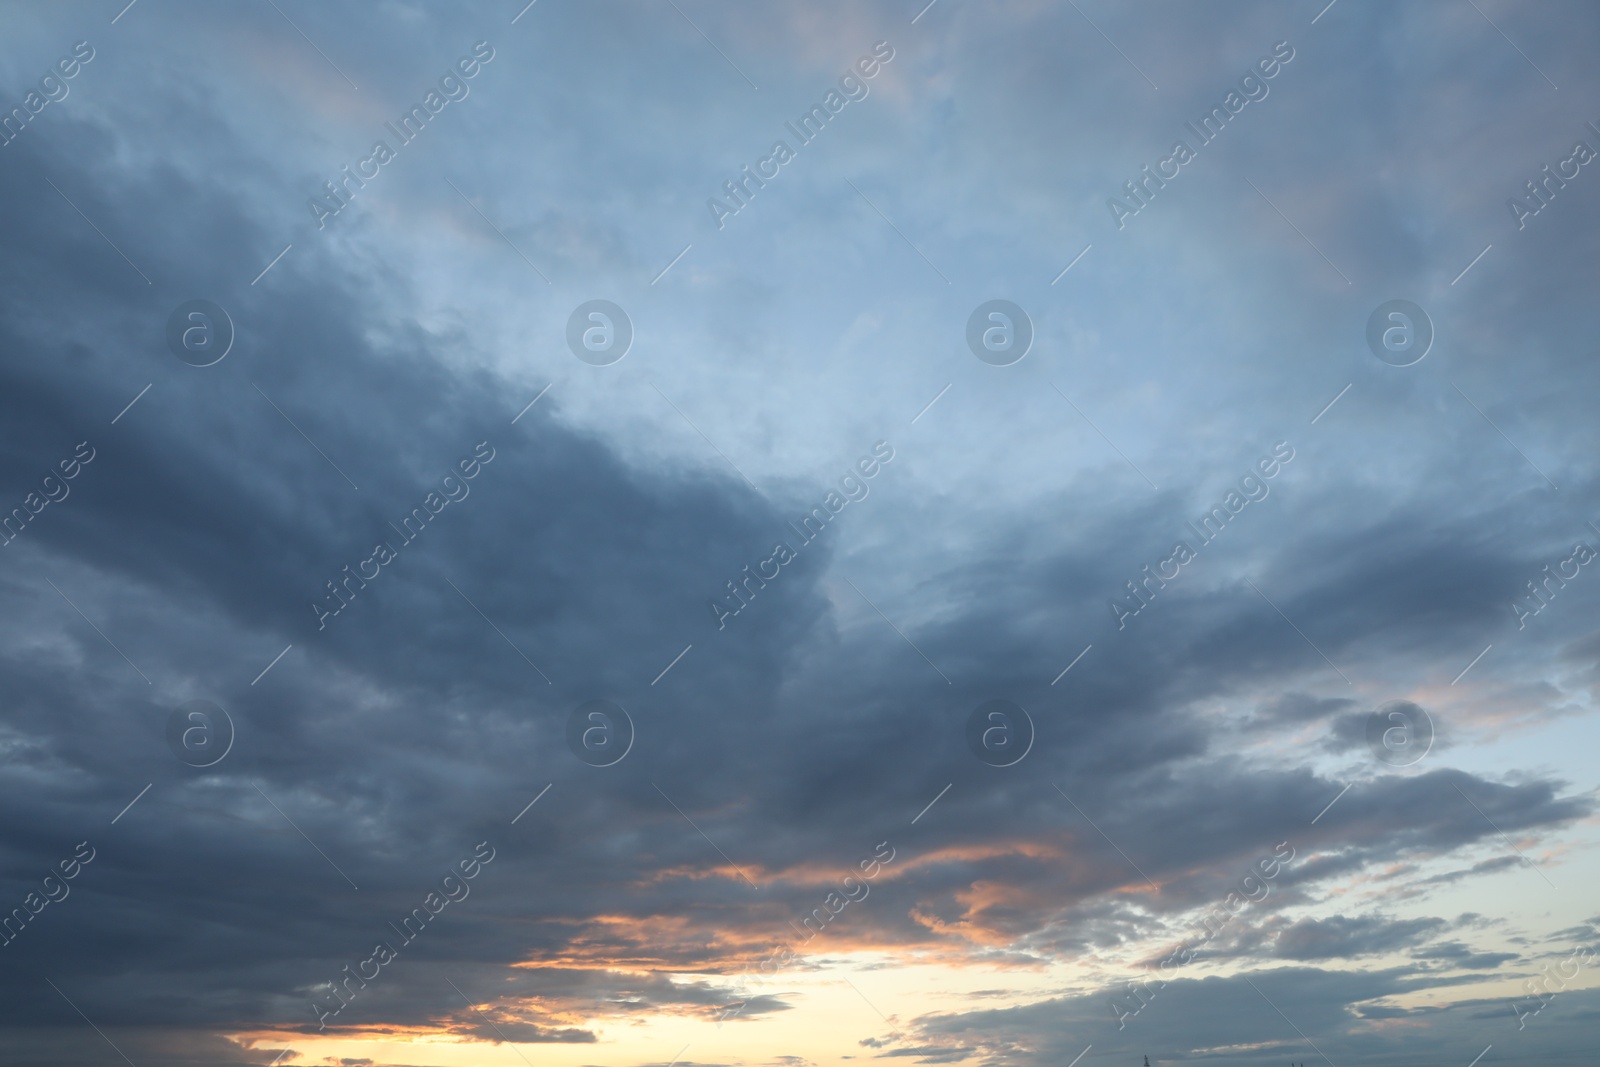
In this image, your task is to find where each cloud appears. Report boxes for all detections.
[1255,914,1450,961]
[0,2,1597,1066]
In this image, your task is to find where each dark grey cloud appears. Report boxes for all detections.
[905,968,1600,1067]
[1278,915,1440,960]
[2,1,1599,1066]
[1415,940,1519,969]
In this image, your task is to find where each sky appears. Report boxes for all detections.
[1,1,1599,1066]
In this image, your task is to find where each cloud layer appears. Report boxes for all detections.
[1,2,1598,1066]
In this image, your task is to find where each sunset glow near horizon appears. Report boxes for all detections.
[1,2,1598,1067]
